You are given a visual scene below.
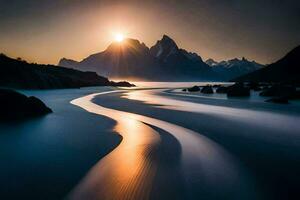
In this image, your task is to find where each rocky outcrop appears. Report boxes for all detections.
[265,97,289,104]
[216,86,228,93]
[187,86,200,92]
[259,85,296,97]
[245,82,262,91]
[227,83,250,97]
[201,86,214,94]
[0,89,52,121]
[110,81,135,87]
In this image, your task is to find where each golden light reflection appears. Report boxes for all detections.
[70,90,238,200]
[69,94,161,200]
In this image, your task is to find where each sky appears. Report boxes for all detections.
[0,0,299,65]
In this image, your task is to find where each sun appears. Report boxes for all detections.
[115,33,124,42]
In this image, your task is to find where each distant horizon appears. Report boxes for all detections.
[1,0,300,65]
[2,35,299,66]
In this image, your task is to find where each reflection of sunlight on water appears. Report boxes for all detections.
[69,93,161,200]
[69,90,258,199]
[130,81,232,88]
[123,89,300,133]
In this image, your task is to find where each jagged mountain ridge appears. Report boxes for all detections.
[205,58,219,66]
[205,57,264,80]
[59,35,217,81]
[149,35,212,79]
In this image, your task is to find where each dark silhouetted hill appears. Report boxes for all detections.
[233,45,300,85]
[0,54,134,89]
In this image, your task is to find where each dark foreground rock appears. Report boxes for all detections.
[201,86,214,94]
[216,86,228,93]
[110,81,136,87]
[0,89,52,121]
[289,90,300,99]
[259,85,296,97]
[227,83,250,97]
[265,97,289,104]
[187,86,200,92]
[245,82,262,91]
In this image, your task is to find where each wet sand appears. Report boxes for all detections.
[69,90,260,200]
[2,86,299,200]
[70,88,300,200]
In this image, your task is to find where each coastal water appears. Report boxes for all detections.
[0,87,121,199]
[1,82,300,200]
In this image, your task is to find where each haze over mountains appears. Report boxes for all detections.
[59,35,263,81]
[206,57,263,80]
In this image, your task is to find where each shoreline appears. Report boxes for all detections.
[1,85,300,199]
[69,90,257,199]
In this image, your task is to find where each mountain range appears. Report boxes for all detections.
[205,57,264,80]
[233,45,300,85]
[59,35,263,81]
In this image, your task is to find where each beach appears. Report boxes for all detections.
[1,83,300,199]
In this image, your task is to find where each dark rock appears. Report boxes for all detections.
[289,90,300,99]
[216,86,228,93]
[182,89,187,92]
[0,89,52,121]
[27,96,52,114]
[246,82,262,91]
[227,83,250,97]
[265,97,289,104]
[187,86,200,92]
[261,86,270,91]
[110,81,136,87]
[259,84,296,97]
[201,85,214,94]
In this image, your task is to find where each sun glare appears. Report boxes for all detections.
[115,33,124,42]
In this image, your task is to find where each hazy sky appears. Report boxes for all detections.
[0,0,299,64]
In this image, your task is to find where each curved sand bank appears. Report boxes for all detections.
[69,90,257,200]
[93,89,300,200]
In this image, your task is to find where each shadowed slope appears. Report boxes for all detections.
[233,45,300,84]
